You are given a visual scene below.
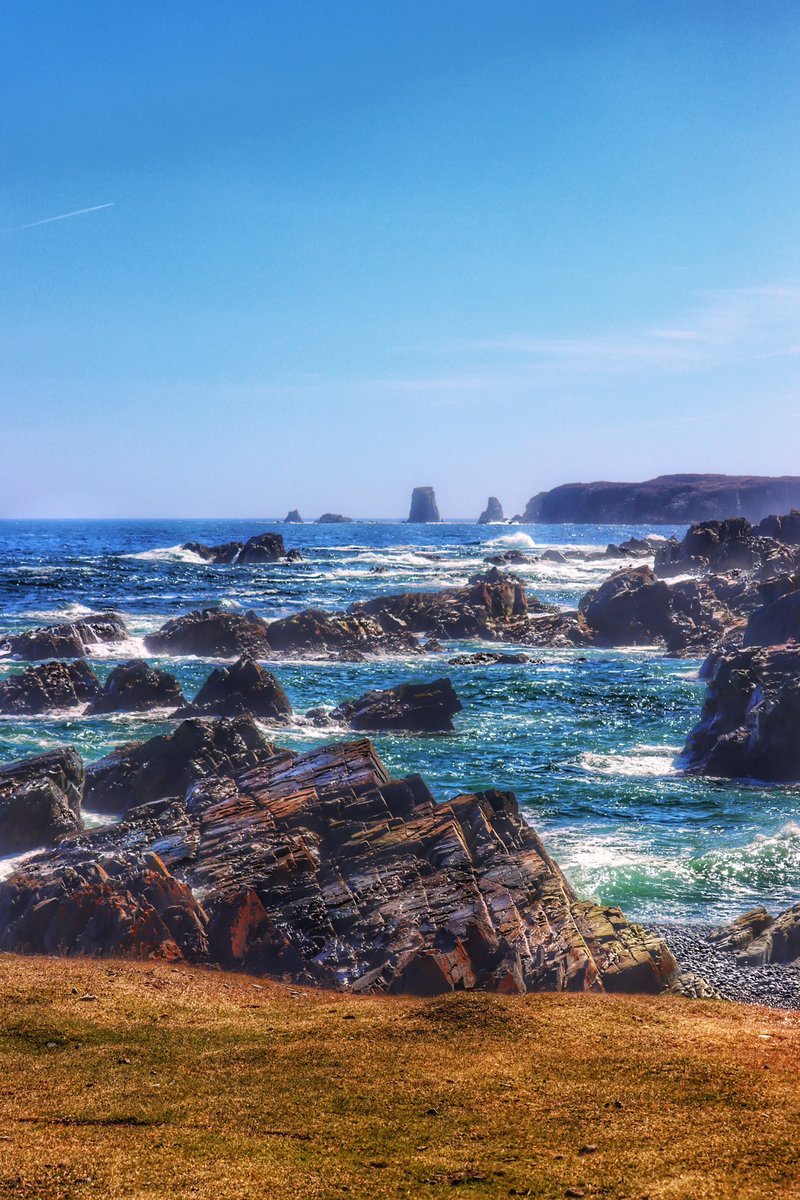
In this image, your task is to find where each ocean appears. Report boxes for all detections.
[1,517,798,925]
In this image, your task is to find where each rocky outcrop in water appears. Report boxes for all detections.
[407,487,440,523]
[524,475,800,524]
[328,678,462,733]
[317,513,353,524]
[265,609,420,658]
[84,716,277,816]
[178,657,291,721]
[87,660,185,715]
[0,661,100,714]
[682,644,800,781]
[183,532,289,564]
[654,518,797,580]
[0,613,129,661]
[0,748,84,853]
[144,608,271,658]
[478,497,503,524]
[0,736,684,994]
[284,509,303,524]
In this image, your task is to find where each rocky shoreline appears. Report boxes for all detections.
[653,922,800,1009]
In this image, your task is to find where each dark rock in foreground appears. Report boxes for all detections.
[144,608,271,658]
[0,660,100,714]
[0,737,683,995]
[407,486,440,523]
[478,496,503,524]
[0,613,129,661]
[0,748,84,853]
[682,644,800,781]
[87,660,185,715]
[183,532,289,564]
[329,678,462,733]
[84,716,276,815]
[525,474,800,525]
[744,591,800,647]
[179,656,291,721]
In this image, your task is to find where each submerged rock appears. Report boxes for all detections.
[179,656,291,721]
[682,644,800,781]
[0,613,129,661]
[0,738,684,995]
[407,487,440,523]
[0,748,85,853]
[330,678,462,732]
[478,496,503,524]
[87,660,185,715]
[0,660,99,714]
[84,716,277,815]
[144,608,271,658]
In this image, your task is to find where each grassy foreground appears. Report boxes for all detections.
[0,956,799,1199]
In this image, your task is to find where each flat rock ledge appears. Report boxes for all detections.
[0,731,689,997]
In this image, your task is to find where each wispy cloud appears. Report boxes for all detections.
[3,203,114,233]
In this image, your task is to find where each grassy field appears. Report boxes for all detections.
[0,955,798,1199]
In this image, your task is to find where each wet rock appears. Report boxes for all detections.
[285,548,303,563]
[0,613,129,661]
[183,531,288,564]
[0,661,99,715]
[683,643,800,781]
[540,549,567,563]
[0,748,85,853]
[654,518,792,579]
[84,716,277,815]
[284,509,303,524]
[144,608,271,658]
[744,591,800,647]
[317,513,353,523]
[265,608,420,658]
[87,660,185,715]
[605,537,663,559]
[330,678,462,733]
[579,566,672,646]
[485,549,531,565]
[178,656,291,721]
[448,652,530,665]
[408,487,440,523]
[478,497,503,524]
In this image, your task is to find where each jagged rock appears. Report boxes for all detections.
[285,549,303,562]
[329,678,462,733]
[682,644,800,781]
[579,566,671,646]
[87,660,185,715]
[744,591,800,647]
[654,518,789,579]
[265,608,420,658]
[478,497,503,524]
[448,652,530,665]
[485,549,531,565]
[407,487,440,523]
[0,739,684,994]
[353,568,534,642]
[519,610,593,648]
[317,513,353,523]
[0,661,99,714]
[0,748,85,853]
[178,656,291,721]
[84,716,277,815]
[0,613,129,661]
[541,549,567,563]
[708,908,775,953]
[711,903,800,967]
[284,509,303,524]
[144,608,271,658]
[605,537,663,559]
[183,532,288,564]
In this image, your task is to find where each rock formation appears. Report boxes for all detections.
[0,736,684,995]
[710,904,800,967]
[0,613,129,660]
[0,748,84,853]
[178,656,291,721]
[144,608,271,658]
[284,509,303,523]
[524,475,800,525]
[328,678,462,732]
[87,660,185,715]
[317,513,353,523]
[682,644,800,781]
[654,518,797,579]
[265,608,420,658]
[183,532,289,564]
[478,497,503,524]
[0,661,100,714]
[407,487,440,523]
[743,592,800,647]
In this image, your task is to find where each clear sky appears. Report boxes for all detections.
[1,1,799,518]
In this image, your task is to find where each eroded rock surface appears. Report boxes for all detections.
[0,748,84,853]
[710,904,800,968]
[478,497,503,524]
[408,487,440,523]
[144,608,271,658]
[0,614,129,661]
[328,678,462,732]
[179,656,291,721]
[0,661,100,714]
[265,609,420,658]
[87,660,185,715]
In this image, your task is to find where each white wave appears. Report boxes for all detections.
[123,544,207,564]
[692,822,800,887]
[0,847,39,881]
[85,635,150,660]
[577,747,678,777]
[20,602,98,621]
[486,532,537,548]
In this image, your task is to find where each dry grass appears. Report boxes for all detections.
[0,954,799,1199]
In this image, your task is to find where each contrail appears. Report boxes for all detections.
[3,202,115,233]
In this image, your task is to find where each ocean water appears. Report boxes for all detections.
[2,517,799,926]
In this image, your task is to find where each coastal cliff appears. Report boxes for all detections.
[524,474,800,524]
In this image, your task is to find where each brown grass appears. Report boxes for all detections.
[0,954,799,1199]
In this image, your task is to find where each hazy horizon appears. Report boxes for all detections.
[2,1,799,518]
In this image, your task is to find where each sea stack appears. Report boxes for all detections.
[284,509,303,523]
[408,486,440,523]
[478,496,504,524]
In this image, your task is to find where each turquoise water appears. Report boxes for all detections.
[2,518,799,924]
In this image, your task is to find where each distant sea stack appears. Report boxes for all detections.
[524,475,800,525]
[317,513,353,524]
[407,487,440,523]
[478,497,504,524]
[284,509,303,524]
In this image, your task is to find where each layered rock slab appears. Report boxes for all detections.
[0,748,85,853]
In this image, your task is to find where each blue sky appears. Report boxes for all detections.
[1,1,798,518]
